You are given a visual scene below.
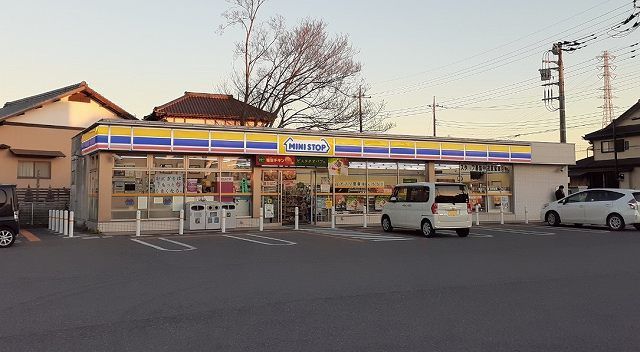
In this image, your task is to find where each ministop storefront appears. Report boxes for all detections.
[71,120,575,233]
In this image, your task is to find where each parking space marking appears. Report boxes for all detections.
[510,224,612,234]
[475,227,555,236]
[19,229,41,242]
[131,238,197,252]
[304,228,413,242]
[222,234,296,246]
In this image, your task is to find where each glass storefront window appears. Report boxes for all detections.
[188,156,219,169]
[148,171,185,218]
[436,163,513,212]
[114,154,148,168]
[334,161,366,214]
[367,161,397,213]
[153,155,185,169]
[399,162,427,184]
[222,156,252,170]
[186,170,220,196]
[221,171,252,217]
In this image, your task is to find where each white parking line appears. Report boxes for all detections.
[476,227,555,236]
[305,228,413,242]
[510,224,612,234]
[131,238,197,251]
[222,234,296,246]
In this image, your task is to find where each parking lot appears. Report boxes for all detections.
[3,224,640,352]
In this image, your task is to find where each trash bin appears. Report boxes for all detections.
[186,202,206,230]
[205,202,221,230]
[221,203,237,229]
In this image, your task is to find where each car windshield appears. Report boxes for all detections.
[434,184,468,204]
[634,192,640,202]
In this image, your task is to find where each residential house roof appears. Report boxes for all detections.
[584,100,640,141]
[569,155,640,176]
[0,81,136,122]
[145,92,275,122]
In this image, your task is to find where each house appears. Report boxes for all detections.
[144,92,274,126]
[570,100,640,189]
[0,82,135,224]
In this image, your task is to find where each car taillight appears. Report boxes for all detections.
[628,199,638,210]
[467,202,472,214]
[431,203,438,214]
[14,210,19,221]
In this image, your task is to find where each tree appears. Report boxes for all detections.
[220,1,392,132]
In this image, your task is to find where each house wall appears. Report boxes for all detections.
[592,134,640,161]
[4,96,119,128]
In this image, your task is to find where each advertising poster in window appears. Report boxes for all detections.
[154,173,184,194]
[328,158,349,176]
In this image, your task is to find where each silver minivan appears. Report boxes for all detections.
[381,182,472,237]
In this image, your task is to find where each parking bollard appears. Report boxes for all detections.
[69,211,74,238]
[500,204,505,225]
[179,209,184,235]
[53,210,58,233]
[331,206,336,229]
[63,210,69,236]
[294,207,299,230]
[221,210,227,233]
[259,207,264,232]
[524,206,529,224]
[58,210,64,234]
[363,206,368,228]
[48,210,52,230]
[475,204,480,226]
[136,210,141,237]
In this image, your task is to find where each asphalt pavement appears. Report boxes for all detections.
[2,224,640,352]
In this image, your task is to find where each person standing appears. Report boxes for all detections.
[555,185,566,200]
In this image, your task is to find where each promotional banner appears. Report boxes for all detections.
[328,158,349,176]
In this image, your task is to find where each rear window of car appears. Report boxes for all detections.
[434,184,468,204]
[634,192,640,202]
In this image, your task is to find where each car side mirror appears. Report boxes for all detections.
[389,197,397,202]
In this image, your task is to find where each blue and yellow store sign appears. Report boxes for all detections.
[81,122,532,163]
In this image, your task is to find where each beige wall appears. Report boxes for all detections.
[513,164,569,219]
[0,125,80,188]
[530,142,576,165]
[592,134,640,161]
[5,96,119,128]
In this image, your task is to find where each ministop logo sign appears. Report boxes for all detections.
[283,137,330,154]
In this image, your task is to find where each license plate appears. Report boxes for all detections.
[447,210,458,217]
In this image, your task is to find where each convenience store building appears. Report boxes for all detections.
[72,119,575,233]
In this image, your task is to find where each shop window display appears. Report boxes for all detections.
[367,161,397,213]
[153,155,185,168]
[188,156,219,169]
[261,170,280,223]
[114,154,148,168]
[221,171,252,217]
[149,171,185,218]
[222,156,251,170]
[334,161,366,214]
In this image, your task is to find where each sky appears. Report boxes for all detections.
[1,0,639,159]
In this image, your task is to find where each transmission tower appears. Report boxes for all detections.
[597,51,616,128]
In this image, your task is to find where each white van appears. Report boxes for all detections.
[381,182,472,237]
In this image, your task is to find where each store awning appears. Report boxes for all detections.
[9,148,65,158]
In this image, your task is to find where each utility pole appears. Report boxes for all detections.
[427,96,444,137]
[355,85,371,133]
[554,43,567,143]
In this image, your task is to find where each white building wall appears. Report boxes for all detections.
[5,96,120,127]
[513,164,569,221]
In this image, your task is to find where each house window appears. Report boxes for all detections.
[17,161,51,179]
[601,140,629,153]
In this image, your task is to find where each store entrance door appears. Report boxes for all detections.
[282,170,314,225]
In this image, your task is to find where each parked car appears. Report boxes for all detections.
[541,188,640,231]
[382,182,472,237]
[0,184,19,248]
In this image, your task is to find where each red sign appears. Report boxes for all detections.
[256,155,296,166]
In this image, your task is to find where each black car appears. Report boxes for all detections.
[0,184,19,248]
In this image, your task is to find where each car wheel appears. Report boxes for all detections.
[0,228,16,248]
[381,216,393,232]
[456,228,470,237]
[546,211,560,226]
[607,214,625,231]
[421,220,435,238]
[634,224,640,231]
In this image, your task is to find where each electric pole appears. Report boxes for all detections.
[540,42,567,143]
[427,96,444,137]
[355,85,371,133]
[555,43,567,143]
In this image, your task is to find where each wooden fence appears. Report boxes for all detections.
[17,188,70,227]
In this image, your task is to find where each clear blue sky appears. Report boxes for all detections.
[1,0,639,158]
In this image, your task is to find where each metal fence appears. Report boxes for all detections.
[17,188,70,227]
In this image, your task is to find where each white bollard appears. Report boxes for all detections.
[294,207,299,230]
[179,209,184,235]
[524,206,529,224]
[58,210,64,234]
[48,210,52,230]
[63,210,69,236]
[221,210,227,233]
[500,204,505,225]
[363,206,368,228]
[475,204,480,226]
[68,211,74,238]
[331,206,336,229]
[259,207,264,232]
[53,210,58,233]
[135,210,141,237]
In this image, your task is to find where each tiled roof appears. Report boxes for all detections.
[145,92,274,122]
[584,100,640,141]
[569,156,640,175]
[0,81,135,122]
